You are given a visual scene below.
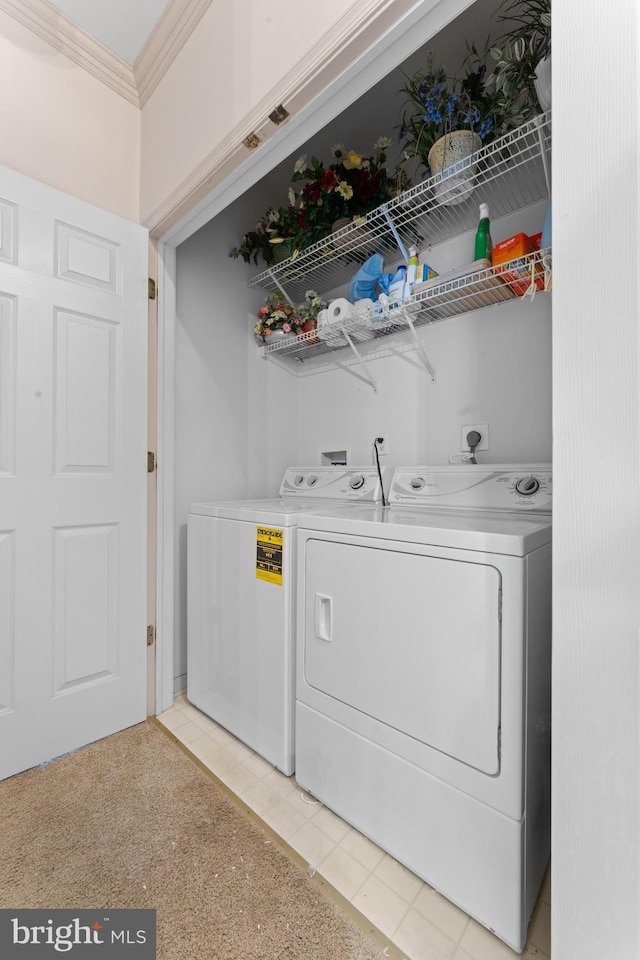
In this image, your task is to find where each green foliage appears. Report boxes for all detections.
[489,0,551,124]
[398,41,513,177]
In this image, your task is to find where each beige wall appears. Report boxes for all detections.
[139,0,413,232]
[0,0,409,229]
[0,9,140,221]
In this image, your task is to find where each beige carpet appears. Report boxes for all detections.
[1,720,396,960]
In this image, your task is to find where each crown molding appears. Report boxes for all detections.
[134,0,212,108]
[145,0,416,237]
[0,0,212,109]
[0,0,139,106]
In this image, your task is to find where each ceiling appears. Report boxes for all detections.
[48,0,171,65]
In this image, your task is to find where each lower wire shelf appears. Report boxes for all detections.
[260,248,551,384]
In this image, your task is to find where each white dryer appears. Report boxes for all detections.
[294,464,552,952]
[187,466,390,776]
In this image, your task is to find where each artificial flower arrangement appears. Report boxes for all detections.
[398,42,514,177]
[254,289,328,343]
[230,206,296,267]
[298,289,327,325]
[254,290,302,341]
[286,137,403,248]
[297,289,327,341]
[231,138,408,268]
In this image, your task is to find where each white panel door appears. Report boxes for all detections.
[0,164,148,780]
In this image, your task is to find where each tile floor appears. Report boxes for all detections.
[158,694,551,960]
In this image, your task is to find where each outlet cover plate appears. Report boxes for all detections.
[461,423,489,452]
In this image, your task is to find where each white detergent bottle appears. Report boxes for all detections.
[405,246,419,294]
[388,264,407,308]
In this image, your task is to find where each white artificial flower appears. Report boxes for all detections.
[336,182,354,200]
[375,136,392,150]
[288,187,296,207]
[293,155,307,174]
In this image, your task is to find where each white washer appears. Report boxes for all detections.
[187,466,391,776]
[295,464,552,953]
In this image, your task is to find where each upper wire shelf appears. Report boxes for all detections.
[248,112,551,304]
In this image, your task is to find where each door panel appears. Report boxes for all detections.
[54,309,119,474]
[303,538,501,774]
[0,164,148,779]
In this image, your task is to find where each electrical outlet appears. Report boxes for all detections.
[461,423,489,452]
[375,436,389,456]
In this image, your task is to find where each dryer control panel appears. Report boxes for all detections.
[389,464,552,512]
[279,466,392,502]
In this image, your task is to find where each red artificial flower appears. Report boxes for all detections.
[352,170,379,203]
[320,168,337,190]
[305,182,322,204]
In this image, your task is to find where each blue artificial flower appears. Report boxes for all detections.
[478,117,494,140]
[423,99,442,124]
[446,93,458,117]
[466,106,481,127]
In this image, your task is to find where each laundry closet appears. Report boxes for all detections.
[171,0,552,690]
[159,1,640,956]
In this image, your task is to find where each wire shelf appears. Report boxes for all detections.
[260,249,551,378]
[248,112,551,303]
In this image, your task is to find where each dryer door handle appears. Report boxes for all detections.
[314,594,333,642]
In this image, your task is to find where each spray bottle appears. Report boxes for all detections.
[474,203,492,262]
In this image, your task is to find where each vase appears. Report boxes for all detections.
[331,217,369,254]
[299,318,320,344]
[534,56,552,113]
[427,131,482,206]
[270,242,292,265]
[263,328,295,345]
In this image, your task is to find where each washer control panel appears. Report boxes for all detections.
[389,465,552,512]
[280,467,391,502]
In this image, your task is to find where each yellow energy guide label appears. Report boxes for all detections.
[256,526,283,585]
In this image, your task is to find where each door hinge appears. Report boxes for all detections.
[242,131,262,150]
[268,103,290,125]
[147,451,156,473]
[147,625,155,647]
[148,277,156,300]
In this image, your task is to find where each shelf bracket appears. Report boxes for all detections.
[381,204,409,262]
[266,268,294,305]
[399,307,437,381]
[342,331,378,392]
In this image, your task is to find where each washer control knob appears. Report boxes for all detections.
[515,476,540,497]
[410,476,426,491]
[307,474,318,486]
[349,474,365,490]
[294,474,305,486]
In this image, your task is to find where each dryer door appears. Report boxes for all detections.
[303,538,502,775]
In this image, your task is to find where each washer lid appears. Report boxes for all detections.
[189,466,392,525]
[297,503,551,556]
[188,497,332,526]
